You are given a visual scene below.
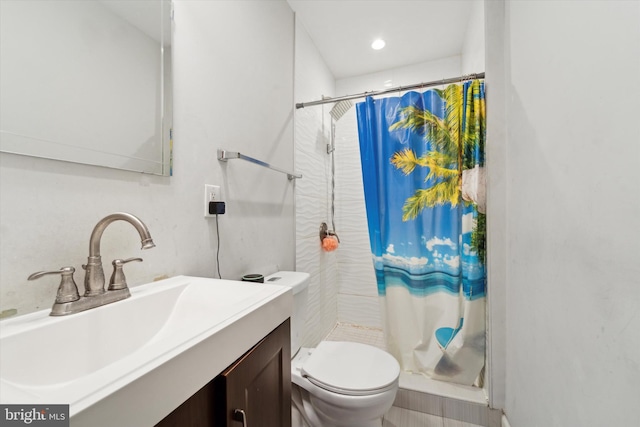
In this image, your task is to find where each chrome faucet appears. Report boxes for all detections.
[28,212,155,316]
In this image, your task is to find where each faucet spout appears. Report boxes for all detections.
[84,212,155,296]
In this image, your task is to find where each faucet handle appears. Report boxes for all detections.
[108,258,142,291]
[28,267,81,304]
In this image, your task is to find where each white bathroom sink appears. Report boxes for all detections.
[0,276,292,426]
[1,281,188,387]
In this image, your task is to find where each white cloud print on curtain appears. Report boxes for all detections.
[356,80,486,385]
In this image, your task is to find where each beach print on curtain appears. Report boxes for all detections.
[356,80,486,385]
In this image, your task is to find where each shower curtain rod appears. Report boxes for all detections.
[295,72,485,109]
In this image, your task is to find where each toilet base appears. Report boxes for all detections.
[292,383,386,427]
[292,402,308,427]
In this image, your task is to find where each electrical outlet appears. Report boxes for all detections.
[204,184,221,217]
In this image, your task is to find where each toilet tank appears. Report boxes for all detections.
[264,271,310,356]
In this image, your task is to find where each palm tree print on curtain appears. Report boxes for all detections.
[356,80,486,385]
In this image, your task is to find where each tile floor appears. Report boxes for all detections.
[384,406,487,427]
[324,323,485,427]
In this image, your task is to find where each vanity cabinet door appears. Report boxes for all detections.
[154,382,215,427]
[213,319,291,427]
[155,319,291,427]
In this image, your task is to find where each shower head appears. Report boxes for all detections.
[327,99,353,154]
[329,100,353,122]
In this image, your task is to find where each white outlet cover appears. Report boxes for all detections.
[204,184,221,217]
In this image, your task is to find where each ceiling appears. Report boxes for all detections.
[287,0,476,80]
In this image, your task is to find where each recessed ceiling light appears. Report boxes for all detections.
[371,39,386,50]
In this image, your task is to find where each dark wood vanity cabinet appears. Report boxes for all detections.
[156,319,291,427]
[213,318,291,427]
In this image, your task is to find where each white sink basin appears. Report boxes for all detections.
[0,276,292,427]
[1,282,188,387]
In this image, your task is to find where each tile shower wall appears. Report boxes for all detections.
[293,18,339,347]
[333,109,381,327]
[332,56,463,328]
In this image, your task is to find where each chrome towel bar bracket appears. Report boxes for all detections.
[217,149,302,180]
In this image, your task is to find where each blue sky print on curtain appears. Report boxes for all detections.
[356,80,486,385]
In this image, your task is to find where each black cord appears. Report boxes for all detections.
[215,213,222,279]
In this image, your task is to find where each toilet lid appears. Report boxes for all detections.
[301,341,400,396]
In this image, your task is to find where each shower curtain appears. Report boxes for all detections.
[356,80,486,385]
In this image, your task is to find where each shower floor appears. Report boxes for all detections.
[324,322,387,350]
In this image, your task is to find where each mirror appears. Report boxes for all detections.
[0,0,173,176]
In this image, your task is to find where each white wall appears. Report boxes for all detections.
[336,56,462,98]
[461,0,485,75]
[293,17,340,347]
[0,0,295,316]
[493,1,640,424]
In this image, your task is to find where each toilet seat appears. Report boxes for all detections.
[301,341,400,396]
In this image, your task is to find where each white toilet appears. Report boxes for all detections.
[265,271,400,427]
